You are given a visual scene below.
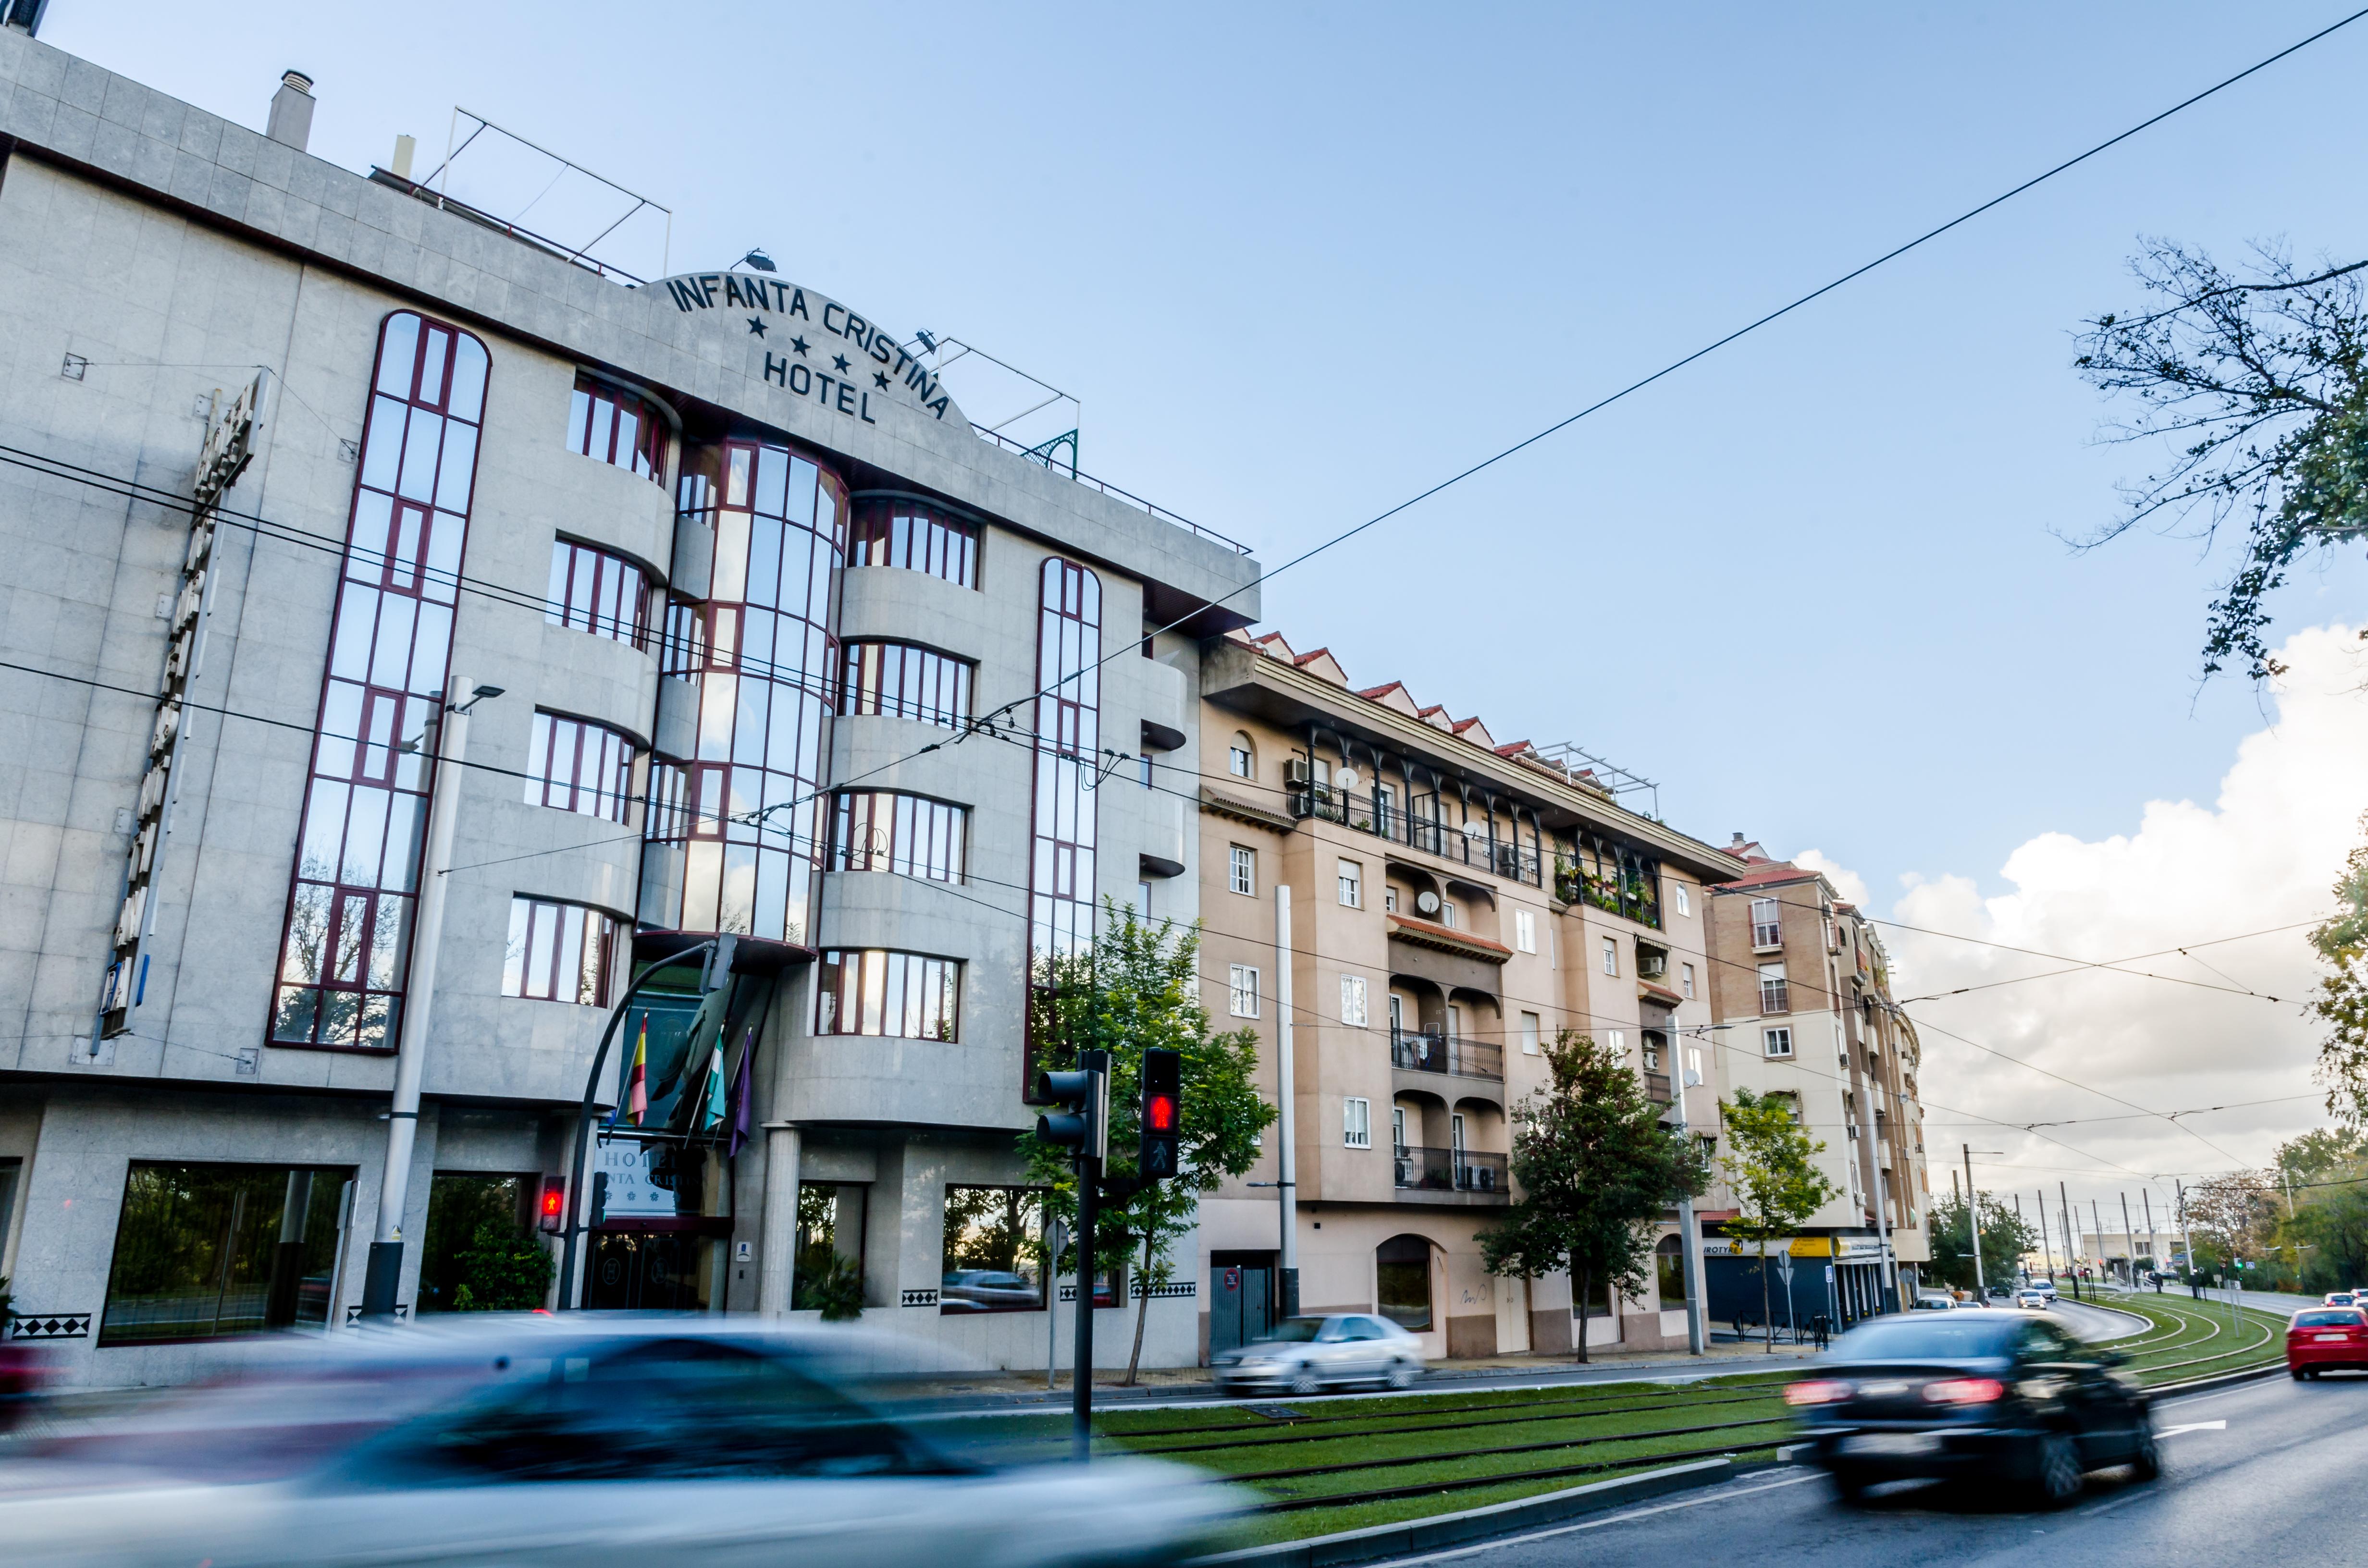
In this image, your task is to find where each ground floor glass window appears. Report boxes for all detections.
[99,1162,351,1345]
[941,1185,1043,1313]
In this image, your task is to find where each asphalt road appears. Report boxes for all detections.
[1379,1372,2362,1568]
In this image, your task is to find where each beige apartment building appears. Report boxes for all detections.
[1703,852,1933,1321]
[1187,632,1745,1361]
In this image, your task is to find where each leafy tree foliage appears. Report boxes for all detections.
[1924,1192,2038,1294]
[1479,1032,1708,1364]
[2073,242,2368,680]
[1018,905,1273,1384]
[1719,1089,1841,1350]
[450,1218,555,1311]
[2309,825,2368,1127]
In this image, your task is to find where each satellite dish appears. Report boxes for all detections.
[1461,821,1487,840]
[1336,766,1360,791]
[1416,890,1441,916]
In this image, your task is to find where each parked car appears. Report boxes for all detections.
[1211,1314,1423,1395]
[1,1317,1249,1568]
[1788,1309,2155,1507]
[2287,1306,2368,1379]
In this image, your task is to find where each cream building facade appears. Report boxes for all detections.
[1189,632,1746,1361]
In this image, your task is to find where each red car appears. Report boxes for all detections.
[2287,1307,2368,1378]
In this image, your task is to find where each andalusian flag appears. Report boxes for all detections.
[699,1026,728,1133]
[627,1016,650,1125]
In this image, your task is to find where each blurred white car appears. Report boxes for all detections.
[0,1317,1247,1568]
[1210,1314,1422,1395]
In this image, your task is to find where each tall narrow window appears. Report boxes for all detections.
[830,790,969,883]
[643,441,844,947]
[838,641,973,728]
[566,374,666,482]
[1515,909,1536,953]
[813,949,961,1040]
[546,539,652,649]
[1338,858,1362,908]
[1229,733,1255,779]
[1759,963,1789,1014]
[1601,936,1619,976]
[501,897,619,1006]
[525,711,637,824]
[1230,845,1256,896]
[1344,1098,1372,1149]
[848,500,978,588]
[1681,961,1696,999]
[1520,1011,1541,1054]
[1750,896,1782,948]
[1228,964,1260,1018]
[271,311,487,1053]
[1341,973,1369,1027]
[1672,884,1691,918]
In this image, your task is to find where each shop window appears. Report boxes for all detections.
[941,1185,1044,1314]
[1655,1233,1689,1306]
[99,1162,350,1344]
[567,374,666,482]
[794,1181,868,1311]
[417,1172,544,1313]
[848,500,978,588]
[813,949,961,1040]
[546,539,653,649]
[525,711,637,824]
[502,897,619,1006]
[1375,1233,1433,1332]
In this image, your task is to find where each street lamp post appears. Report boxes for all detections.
[360,679,501,1321]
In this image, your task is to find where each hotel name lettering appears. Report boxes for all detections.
[663,273,953,423]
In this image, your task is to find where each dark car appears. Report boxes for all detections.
[1787,1309,2156,1507]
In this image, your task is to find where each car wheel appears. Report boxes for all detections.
[1830,1468,1871,1507]
[1387,1360,1417,1390]
[1290,1365,1323,1396]
[2032,1433,2084,1508]
[2291,1364,2307,1380]
[2127,1420,2160,1481]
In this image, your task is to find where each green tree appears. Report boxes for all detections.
[2310,826,2368,1126]
[1719,1089,1842,1350]
[1479,1032,1707,1365]
[1018,905,1274,1385]
[1924,1192,2038,1294]
[449,1218,555,1311]
[2074,242,2368,681]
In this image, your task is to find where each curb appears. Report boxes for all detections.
[1184,1457,1753,1568]
[2148,1361,2287,1397]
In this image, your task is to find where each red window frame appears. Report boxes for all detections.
[848,500,978,588]
[567,374,667,483]
[526,710,639,824]
[547,539,652,649]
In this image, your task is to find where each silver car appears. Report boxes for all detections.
[1,1317,1247,1568]
[1211,1314,1423,1395]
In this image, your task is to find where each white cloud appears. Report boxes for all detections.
[1834,625,2368,1220]
[1793,849,1868,909]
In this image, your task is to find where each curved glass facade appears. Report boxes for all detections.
[646,439,844,946]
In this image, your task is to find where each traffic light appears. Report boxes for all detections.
[588,1171,610,1228]
[1139,1048,1181,1181]
[539,1176,567,1233]
[1036,1049,1109,1162]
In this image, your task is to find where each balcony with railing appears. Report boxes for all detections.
[1391,1027,1505,1082]
[1644,1071,1672,1103]
[1288,782,1546,889]
[1394,1145,1509,1200]
[1552,859,1662,930]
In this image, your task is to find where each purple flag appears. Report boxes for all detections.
[727,1026,756,1157]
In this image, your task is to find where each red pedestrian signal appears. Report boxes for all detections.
[1139,1048,1181,1180]
[539,1176,566,1233]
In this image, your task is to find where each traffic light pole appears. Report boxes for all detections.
[1072,1139,1099,1463]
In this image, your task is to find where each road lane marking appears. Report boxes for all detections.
[2158,1420,2227,1437]
[1369,1472,1821,1568]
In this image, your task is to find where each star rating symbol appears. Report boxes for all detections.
[832,354,851,373]
[746,317,767,338]
[873,370,891,390]
[788,336,809,356]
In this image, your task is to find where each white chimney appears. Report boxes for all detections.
[266,70,315,153]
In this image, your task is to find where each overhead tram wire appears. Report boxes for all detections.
[18,13,2368,888]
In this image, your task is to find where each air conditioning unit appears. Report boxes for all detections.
[1284,757,1312,785]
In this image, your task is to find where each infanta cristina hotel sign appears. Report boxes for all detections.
[654,271,964,429]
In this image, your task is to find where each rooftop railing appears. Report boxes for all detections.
[971,426,1253,556]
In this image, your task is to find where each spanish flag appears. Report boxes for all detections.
[627,1016,650,1126]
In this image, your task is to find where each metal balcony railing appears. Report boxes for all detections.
[1644,1071,1672,1103]
[1286,785,1548,891]
[1390,1028,1505,1082]
[1394,1145,1508,1195]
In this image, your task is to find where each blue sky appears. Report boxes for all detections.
[51,0,2368,904]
